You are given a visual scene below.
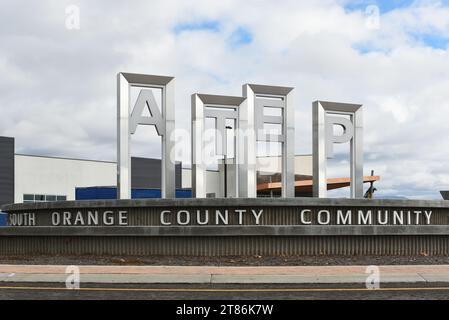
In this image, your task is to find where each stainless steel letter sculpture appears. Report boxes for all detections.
[243,84,295,198]
[117,72,176,199]
[312,101,363,198]
[191,94,246,198]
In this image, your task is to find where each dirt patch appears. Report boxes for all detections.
[1,253,449,266]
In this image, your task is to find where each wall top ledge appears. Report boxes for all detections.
[2,197,449,212]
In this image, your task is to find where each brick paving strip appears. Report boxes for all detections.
[0,265,448,284]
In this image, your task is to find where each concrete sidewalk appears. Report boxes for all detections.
[0,265,448,284]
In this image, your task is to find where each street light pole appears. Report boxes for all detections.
[224,126,232,198]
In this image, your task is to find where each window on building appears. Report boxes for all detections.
[23,194,67,203]
[23,194,34,203]
[45,195,56,201]
[34,195,45,202]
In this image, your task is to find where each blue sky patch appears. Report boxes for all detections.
[352,42,391,55]
[228,27,253,48]
[173,20,221,34]
[414,33,449,50]
[344,0,415,14]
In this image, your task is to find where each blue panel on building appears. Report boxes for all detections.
[76,187,117,200]
[75,187,192,200]
[174,189,193,198]
[0,213,7,226]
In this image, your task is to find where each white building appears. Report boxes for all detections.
[1,136,378,205]
[13,153,312,203]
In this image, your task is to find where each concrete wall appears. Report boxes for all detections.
[256,155,312,176]
[14,156,184,203]
[14,155,116,203]
[0,137,14,207]
[2,235,449,256]
[3,198,449,256]
[182,169,221,196]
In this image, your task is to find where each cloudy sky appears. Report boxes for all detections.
[0,0,448,199]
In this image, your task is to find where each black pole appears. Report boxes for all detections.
[224,154,227,198]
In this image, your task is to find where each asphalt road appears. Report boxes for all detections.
[1,282,449,300]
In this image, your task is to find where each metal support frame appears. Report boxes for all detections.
[243,84,295,198]
[191,94,246,198]
[312,101,363,198]
[117,72,176,199]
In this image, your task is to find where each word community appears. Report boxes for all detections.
[299,209,433,225]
